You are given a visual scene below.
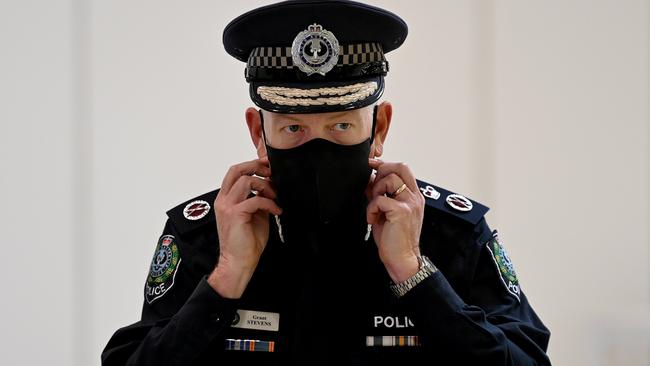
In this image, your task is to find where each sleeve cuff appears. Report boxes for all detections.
[399,270,466,322]
[172,276,240,339]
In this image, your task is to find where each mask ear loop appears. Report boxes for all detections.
[259,109,285,243]
[370,104,378,145]
[258,109,270,145]
[365,104,380,242]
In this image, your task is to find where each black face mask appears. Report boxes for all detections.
[260,107,377,243]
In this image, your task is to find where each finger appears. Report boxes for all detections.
[368,158,384,170]
[373,162,418,193]
[221,158,272,194]
[371,172,406,199]
[367,195,408,224]
[365,170,376,200]
[236,196,282,216]
[226,175,277,203]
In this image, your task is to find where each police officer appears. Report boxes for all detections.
[102,1,551,365]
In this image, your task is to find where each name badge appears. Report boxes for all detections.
[231,309,280,332]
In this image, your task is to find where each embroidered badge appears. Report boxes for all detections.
[291,23,340,76]
[419,184,441,200]
[445,193,473,212]
[486,233,521,301]
[183,200,210,221]
[145,234,181,304]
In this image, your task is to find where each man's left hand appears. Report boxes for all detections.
[367,158,425,283]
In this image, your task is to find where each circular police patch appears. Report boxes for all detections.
[445,194,473,212]
[148,235,178,282]
[486,233,521,302]
[146,235,181,304]
[183,200,211,221]
[291,23,339,76]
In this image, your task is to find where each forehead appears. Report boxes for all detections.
[264,106,371,123]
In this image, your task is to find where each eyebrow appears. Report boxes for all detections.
[273,110,356,123]
[274,114,302,122]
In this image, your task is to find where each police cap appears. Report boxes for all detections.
[223,0,408,113]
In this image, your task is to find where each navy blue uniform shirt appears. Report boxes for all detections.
[102,180,551,365]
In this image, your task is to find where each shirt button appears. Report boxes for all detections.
[210,314,221,323]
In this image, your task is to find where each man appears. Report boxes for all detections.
[102,1,551,365]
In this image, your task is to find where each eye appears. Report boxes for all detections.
[283,125,302,133]
[333,122,352,131]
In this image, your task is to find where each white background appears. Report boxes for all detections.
[0,0,648,365]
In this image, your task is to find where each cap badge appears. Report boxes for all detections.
[445,194,473,212]
[183,200,211,221]
[291,23,340,76]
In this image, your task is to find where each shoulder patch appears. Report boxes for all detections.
[145,234,181,304]
[166,189,220,235]
[416,179,489,225]
[485,231,521,302]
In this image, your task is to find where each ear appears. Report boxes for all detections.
[371,101,392,158]
[245,107,267,158]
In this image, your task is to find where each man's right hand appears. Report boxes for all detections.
[207,156,281,299]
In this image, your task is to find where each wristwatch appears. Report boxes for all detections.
[389,255,438,298]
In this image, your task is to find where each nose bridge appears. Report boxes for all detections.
[304,117,332,143]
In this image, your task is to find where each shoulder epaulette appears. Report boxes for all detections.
[166,189,220,235]
[416,179,489,226]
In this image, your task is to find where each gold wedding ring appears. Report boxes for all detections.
[392,183,407,198]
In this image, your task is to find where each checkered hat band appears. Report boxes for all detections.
[247,43,385,68]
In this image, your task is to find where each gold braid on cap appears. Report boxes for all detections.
[256,81,377,106]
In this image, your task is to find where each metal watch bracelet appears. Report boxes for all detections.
[390,255,438,298]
